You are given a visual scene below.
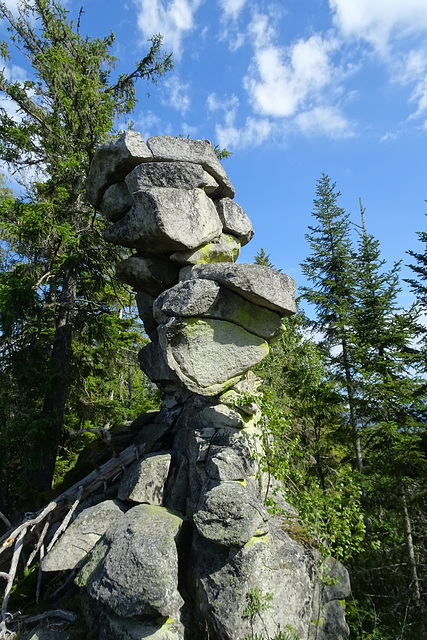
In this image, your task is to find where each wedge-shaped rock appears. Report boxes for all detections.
[147,136,235,199]
[154,278,284,341]
[158,317,269,396]
[118,453,172,505]
[42,500,125,572]
[214,198,254,246]
[103,187,222,253]
[100,181,132,222]
[76,504,184,619]
[86,131,152,207]
[138,340,181,391]
[126,160,218,194]
[181,263,296,315]
[170,233,240,265]
[116,255,180,296]
[135,291,158,340]
[194,481,269,547]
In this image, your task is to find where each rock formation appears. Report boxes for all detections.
[36,133,350,640]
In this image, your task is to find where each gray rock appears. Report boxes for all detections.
[135,291,158,340]
[103,187,222,253]
[77,504,184,619]
[86,131,152,207]
[310,600,350,640]
[199,403,245,429]
[100,181,133,222]
[170,233,241,265]
[214,198,254,246]
[158,317,269,396]
[100,614,185,640]
[138,340,179,389]
[117,453,172,505]
[181,263,297,315]
[147,136,235,199]
[126,160,218,193]
[155,279,284,341]
[116,255,180,296]
[41,500,125,572]
[24,627,72,640]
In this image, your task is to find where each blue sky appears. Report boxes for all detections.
[2,0,427,308]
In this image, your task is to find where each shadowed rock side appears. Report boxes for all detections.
[35,133,350,640]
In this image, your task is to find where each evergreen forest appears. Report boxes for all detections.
[0,2,426,639]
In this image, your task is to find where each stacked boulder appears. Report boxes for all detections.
[36,133,350,640]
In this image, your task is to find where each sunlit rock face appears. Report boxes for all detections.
[55,133,354,640]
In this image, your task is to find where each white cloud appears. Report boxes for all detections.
[133,0,202,59]
[330,0,427,51]
[244,14,339,118]
[295,106,354,138]
[215,115,272,149]
[217,0,247,20]
[162,76,191,114]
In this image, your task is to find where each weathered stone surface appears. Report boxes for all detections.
[76,504,184,619]
[126,160,218,193]
[147,136,235,199]
[188,523,348,640]
[199,403,245,430]
[158,317,269,396]
[170,233,241,265]
[214,198,254,246]
[135,291,158,340]
[181,262,297,315]
[310,600,349,640]
[100,181,132,222]
[117,452,172,505]
[138,340,179,388]
[194,481,269,547]
[86,131,152,207]
[154,278,283,341]
[103,187,222,253]
[116,255,180,296]
[41,500,125,572]
[24,628,71,640]
[100,615,185,640]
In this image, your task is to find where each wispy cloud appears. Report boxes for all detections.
[330,0,427,52]
[217,0,247,20]
[133,0,203,59]
[295,106,355,138]
[162,76,191,114]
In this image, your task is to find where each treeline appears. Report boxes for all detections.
[0,0,172,512]
[256,174,427,639]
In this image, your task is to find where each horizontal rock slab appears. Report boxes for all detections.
[214,198,254,246]
[154,278,284,341]
[103,187,222,253]
[126,160,218,194]
[100,181,133,222]
[42,500,125,572]
[147,136,235,199]
[86,131,152,207]
[170,233,240,265]
[76,504,184,619]
[116,255,180,296]
[117,453,172,505]
[158,317,269,396]
[180,263,296,315]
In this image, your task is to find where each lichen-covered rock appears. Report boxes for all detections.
[41,500,125,572]
[86,131,152,207]
[170,233,241,265]
[214,198,254,246]
[125,160,218,193]
[193,481,269,547]
[117,453,172,505]
[100,181,133,222]
[99,614,185,640]
[76,504,184,620]
[158,317,269,396]
[116,255,180,296]
[180,263,297,315]
[103,187,222,253]
[146,136,235,199]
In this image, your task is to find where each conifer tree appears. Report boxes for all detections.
[0,0,172,506]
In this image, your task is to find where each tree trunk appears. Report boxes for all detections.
[31,269,76,494]
[398,476,421,607]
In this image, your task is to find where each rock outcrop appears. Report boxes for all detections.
[37,133,350,640]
